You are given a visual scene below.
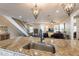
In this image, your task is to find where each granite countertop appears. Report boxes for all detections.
[4,37,55,56]
[0,37,79,56]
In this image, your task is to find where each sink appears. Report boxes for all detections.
[23,42,56,54]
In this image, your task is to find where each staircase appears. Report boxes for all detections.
[0,15,28,38]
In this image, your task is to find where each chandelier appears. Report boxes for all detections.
[48,15,56,24]
[62,3,75,16]
[32,4,40,19]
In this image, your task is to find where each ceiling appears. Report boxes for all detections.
[0,3,79,24]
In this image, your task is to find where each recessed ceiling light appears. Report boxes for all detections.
[19,16,22,18]
[56,10,59,13]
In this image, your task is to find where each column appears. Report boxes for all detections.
[70,16,74,40]
[70,16,76,48]
[58,24,60,31]
[76,16,79,40]
[64,23,65,32]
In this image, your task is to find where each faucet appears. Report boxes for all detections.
[39,29,44,43]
